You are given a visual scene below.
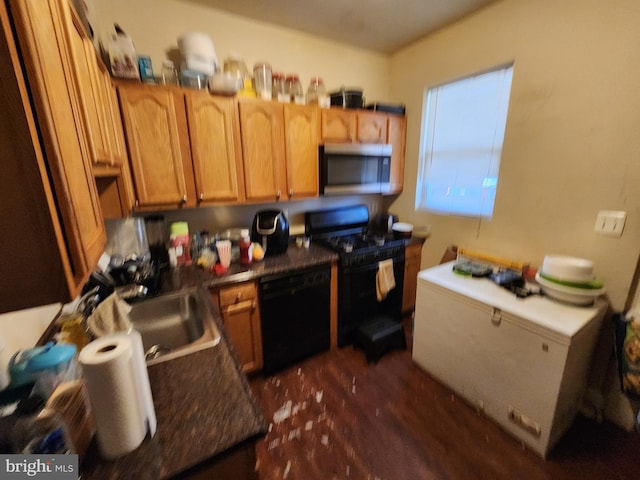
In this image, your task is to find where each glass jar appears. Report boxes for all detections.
[161,60,178,86]
[306,76,328,106]
[12,396,73,454]
[286,74,305,104]
[273,72,289,102]
[253,62,272,100]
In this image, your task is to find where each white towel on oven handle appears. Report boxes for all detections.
[376,259,396,301]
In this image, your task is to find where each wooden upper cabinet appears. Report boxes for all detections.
[387,114,406,194]
[186,92,245,204]
[321,108,388,144]
[118,84,195,209]
[100,65,127,167]
[4,0,106,308]
[357,111,388,143]
[63,3,111,165]
[283,103,319,199]
[321,108,356,143]
[238,99,287,202]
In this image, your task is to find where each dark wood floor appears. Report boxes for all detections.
[249,318,639,480]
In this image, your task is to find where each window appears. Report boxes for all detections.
[415,64,514,218]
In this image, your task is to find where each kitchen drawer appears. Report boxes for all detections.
[218,283,257,307]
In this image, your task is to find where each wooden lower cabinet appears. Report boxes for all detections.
[211,282,263,374]
[402,241,423,314]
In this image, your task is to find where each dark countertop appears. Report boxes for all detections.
[161,242,339,293]
[79,243,338,479]
[80,308,267,479]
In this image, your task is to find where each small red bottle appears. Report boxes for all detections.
[239,229,253,266]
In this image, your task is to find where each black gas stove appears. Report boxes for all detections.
[316,233,405,267]
[305,205,406,346]
[306,204,405,266]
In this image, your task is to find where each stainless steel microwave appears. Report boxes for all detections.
[320,143,392,195]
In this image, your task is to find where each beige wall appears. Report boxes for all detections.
[89,0,391,102]
[390,0,640,311]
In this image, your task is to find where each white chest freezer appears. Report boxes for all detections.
[412,262,607,457]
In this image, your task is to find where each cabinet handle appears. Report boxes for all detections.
[491,307,502,326]
[289,188,294,197]
[276,189,281,200]
[135,199,139,208]
[181,194,188,204]
[236,292,243,302]
[251,300,257,311]
[199,193,204,201]
[225,299,254,315]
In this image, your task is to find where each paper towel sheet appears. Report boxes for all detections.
[79,330,156,459]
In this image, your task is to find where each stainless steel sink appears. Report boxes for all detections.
[128,288,221,365]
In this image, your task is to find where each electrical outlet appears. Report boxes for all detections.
[594,210,626,237]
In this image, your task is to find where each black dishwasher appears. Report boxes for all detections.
[259,264,331,374]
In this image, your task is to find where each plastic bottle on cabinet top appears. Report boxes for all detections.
[286,74,305,104]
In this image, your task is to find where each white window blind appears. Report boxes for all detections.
[415,65,513,218]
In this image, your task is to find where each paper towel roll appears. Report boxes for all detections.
[79,331,155,459]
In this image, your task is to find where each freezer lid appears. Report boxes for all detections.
[417,262,606,339]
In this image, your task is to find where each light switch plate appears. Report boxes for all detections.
[594,210,626,237]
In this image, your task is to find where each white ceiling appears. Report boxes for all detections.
[184,0,498,54]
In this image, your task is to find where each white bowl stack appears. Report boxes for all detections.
[536,255,605,306]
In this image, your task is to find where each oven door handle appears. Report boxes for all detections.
[342,255,405,275]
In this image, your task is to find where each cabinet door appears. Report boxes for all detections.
[402,242,422,313]
[186,92,245,204]
[283,103,319,199]
[387,115,406,194]
[321,108,356,143]
[64,4,111,165]
[238,100,287,202]
[8,0,106,298]
[221,299,263,373]
[357,111,387,143]
[214,282,263,374]
[118,85,195,208]
[99,66,126,167]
